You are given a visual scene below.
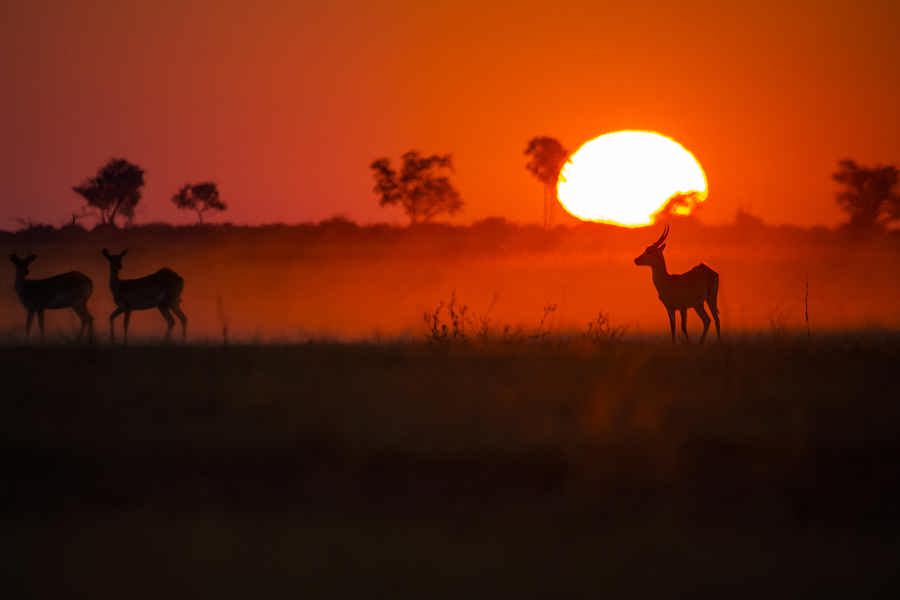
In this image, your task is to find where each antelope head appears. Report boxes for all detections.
[102,248,128,275]
[9,253,37,277]
[634,225,669,267]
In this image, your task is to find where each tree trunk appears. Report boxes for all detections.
[108,201,120,228]
[544,183,554,228]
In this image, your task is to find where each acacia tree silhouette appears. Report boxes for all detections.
[524,136,569,228]
[652,191,705,223]
[370,151,463,224]
[833,159,900,233]
[73,158,145,228]
[172,182,226,223]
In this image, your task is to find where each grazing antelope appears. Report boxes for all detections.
[634,225,720,343]
[102,248,187,342]
[9,253,94,341]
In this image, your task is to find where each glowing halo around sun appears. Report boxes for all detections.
[557,131,708,226]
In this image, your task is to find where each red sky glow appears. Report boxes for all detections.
[2,0,899,229]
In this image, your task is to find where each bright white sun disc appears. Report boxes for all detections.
[557,131,707,226]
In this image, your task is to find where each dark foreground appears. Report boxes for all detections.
[3,337,900,597]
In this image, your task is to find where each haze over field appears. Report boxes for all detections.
[3,223,898,342]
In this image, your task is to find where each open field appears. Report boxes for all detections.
[3,337,900,596]
[5,221,900,343]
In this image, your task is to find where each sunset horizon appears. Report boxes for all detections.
[3,1,899,230]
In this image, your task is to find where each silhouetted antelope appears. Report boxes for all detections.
[634,225,720,343]
[102,249,187,342]
[9,253,94,341]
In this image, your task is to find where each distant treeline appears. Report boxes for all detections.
[0,215,886,256]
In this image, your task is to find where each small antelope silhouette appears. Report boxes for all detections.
[634,225,720,343]
[102,248,187,342]
[9,253,94,341]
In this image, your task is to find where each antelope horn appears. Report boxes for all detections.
[652,224,669,248]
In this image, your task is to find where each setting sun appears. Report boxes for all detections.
[557,131,708,226]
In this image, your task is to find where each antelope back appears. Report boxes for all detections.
[116,269,184,309]
[652,264,717,310]
[20,272,93,310]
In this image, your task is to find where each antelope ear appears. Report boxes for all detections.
[121,248,128,257]
[9,253,18,264]
[26,254,36,264]
[102,248,110,258]
[658,243,666,252]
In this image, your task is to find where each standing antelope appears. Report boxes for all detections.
[634,225,720,343]
[102,248,187,342]
[9,253,94,341]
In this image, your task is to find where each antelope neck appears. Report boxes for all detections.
[14,272,26,296]
[650,256,670,286]
[108,269,122,294]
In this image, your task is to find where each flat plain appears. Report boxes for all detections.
[3,337,900,596]
[3,222,900,596]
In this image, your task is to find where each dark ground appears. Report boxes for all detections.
[3,339,900,597]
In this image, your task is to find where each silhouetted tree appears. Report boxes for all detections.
[73,158,145,228]
[653,191,705,222]
[172,182,226,223]
[833,159,900,232]
[524,136,569,228]
[370,151,463,224]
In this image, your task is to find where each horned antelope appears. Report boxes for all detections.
[9,253,94,341]
[101,249,187,342]
[634,225,720,343]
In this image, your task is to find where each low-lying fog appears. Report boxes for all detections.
[3,221,899,342]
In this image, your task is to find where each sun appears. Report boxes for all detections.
[557,131,708,226]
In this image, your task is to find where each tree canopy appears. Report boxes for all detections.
[653,191,705,222]
[833,159,900,232]
[72,158,145,228]
[524,136,569,227]
[172,182,226,223]
[370,151,464,224]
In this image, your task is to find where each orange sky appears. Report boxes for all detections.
[2,0,899,229]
